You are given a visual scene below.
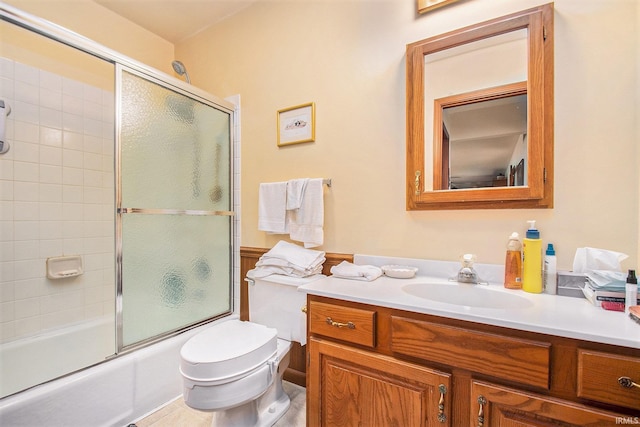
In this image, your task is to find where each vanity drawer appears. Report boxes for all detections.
[391,316,550,389]
[577,349,640,410]
[308,301,376,348]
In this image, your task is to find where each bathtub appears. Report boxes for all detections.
[0,316,236,426]
[1,317,115,400]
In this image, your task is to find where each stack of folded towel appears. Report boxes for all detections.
[330,261,383,282]
[252,240,326,278]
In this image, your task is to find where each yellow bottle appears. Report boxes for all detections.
[522,220,542,293]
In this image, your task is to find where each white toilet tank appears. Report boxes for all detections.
[247,272,325,345]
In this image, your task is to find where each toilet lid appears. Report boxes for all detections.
[180,320,277,382]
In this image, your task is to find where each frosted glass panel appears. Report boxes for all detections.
[122,214,231,346]
[119,69,233,347]
[121,71,231,211]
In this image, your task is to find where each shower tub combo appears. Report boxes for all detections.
[0,317,237,426]
[0,4,239,425]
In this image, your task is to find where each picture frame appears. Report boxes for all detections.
[417,0,461,14]
[277,102,315,146]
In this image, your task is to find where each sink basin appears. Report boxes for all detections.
[402,283,533,309]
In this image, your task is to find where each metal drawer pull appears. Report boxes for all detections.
[618,376,640,389]
[326,317,355,329]
[476,395,486,427]
[437,384,447,423]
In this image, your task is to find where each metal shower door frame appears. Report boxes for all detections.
[1,2,237,356]
[114,64,236,352]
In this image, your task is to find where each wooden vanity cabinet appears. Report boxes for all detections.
[308,338,451,427]
[577,349,640,410]
[306,295,640,426]
[471,381,620,426]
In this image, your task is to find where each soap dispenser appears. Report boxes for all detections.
[504,232,522,289]
[522,220,542,293]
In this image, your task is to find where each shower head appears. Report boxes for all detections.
[171,60,191,84]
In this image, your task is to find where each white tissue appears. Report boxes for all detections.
[572,247,628,274]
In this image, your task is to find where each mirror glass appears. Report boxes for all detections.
[406,4,553,210]
[424,29,527,190]
[440,89,527,190]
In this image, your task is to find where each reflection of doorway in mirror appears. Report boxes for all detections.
[434,82,527,190]
[424,29,528,191]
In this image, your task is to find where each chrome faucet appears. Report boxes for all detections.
[456,254,480,284]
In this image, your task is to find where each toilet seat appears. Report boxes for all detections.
[182,338,291,412]
[180,320,277,384]
[179,273,325,422]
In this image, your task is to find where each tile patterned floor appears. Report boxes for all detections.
[134,381,305,427]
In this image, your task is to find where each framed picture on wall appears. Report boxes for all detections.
[417,0,462,14]
[277,102,315,146]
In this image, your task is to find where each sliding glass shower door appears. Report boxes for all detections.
[117,68,233,348]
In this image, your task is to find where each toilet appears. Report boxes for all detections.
[179,272,323,427]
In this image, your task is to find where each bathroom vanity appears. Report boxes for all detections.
[301,275,640,426]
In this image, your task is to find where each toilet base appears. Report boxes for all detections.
[210,384,290,427]
[195,339,293,427]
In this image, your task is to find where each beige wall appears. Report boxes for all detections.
[3,0,174,74]
[175,0,639,271]
[5,0,637,272]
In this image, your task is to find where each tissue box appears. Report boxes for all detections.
[557,271,586,298]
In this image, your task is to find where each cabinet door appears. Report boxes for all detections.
[470,381,622,427]
[308,338,451,427]
[577,349,640,411]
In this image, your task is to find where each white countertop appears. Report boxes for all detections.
[299,274,640,350]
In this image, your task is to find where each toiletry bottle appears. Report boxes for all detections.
[543,243,557,295]
[504,232,522,289]
[625,269,638,314]
[522,220,542,293]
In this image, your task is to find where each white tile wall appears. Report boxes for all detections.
[0,57,115,344]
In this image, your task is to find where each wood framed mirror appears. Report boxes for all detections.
[406,4,554,210]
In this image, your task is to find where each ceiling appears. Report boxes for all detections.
[94,0,256,43]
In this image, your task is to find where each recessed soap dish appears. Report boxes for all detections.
[381,265,418,279]
[47,255,83,279]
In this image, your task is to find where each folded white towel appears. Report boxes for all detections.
[258,182,288,233]
[289,178,324,248]
[254,240,326,278]
[260,240,325,269]
[330,261,383,282]
[251,263,323,278]
[286,178,309,210]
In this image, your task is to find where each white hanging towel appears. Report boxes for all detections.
[258,182,288,233]
[286,178,309,210]
[289,178,324,248]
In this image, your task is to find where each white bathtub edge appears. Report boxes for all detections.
[0,316,237,427]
